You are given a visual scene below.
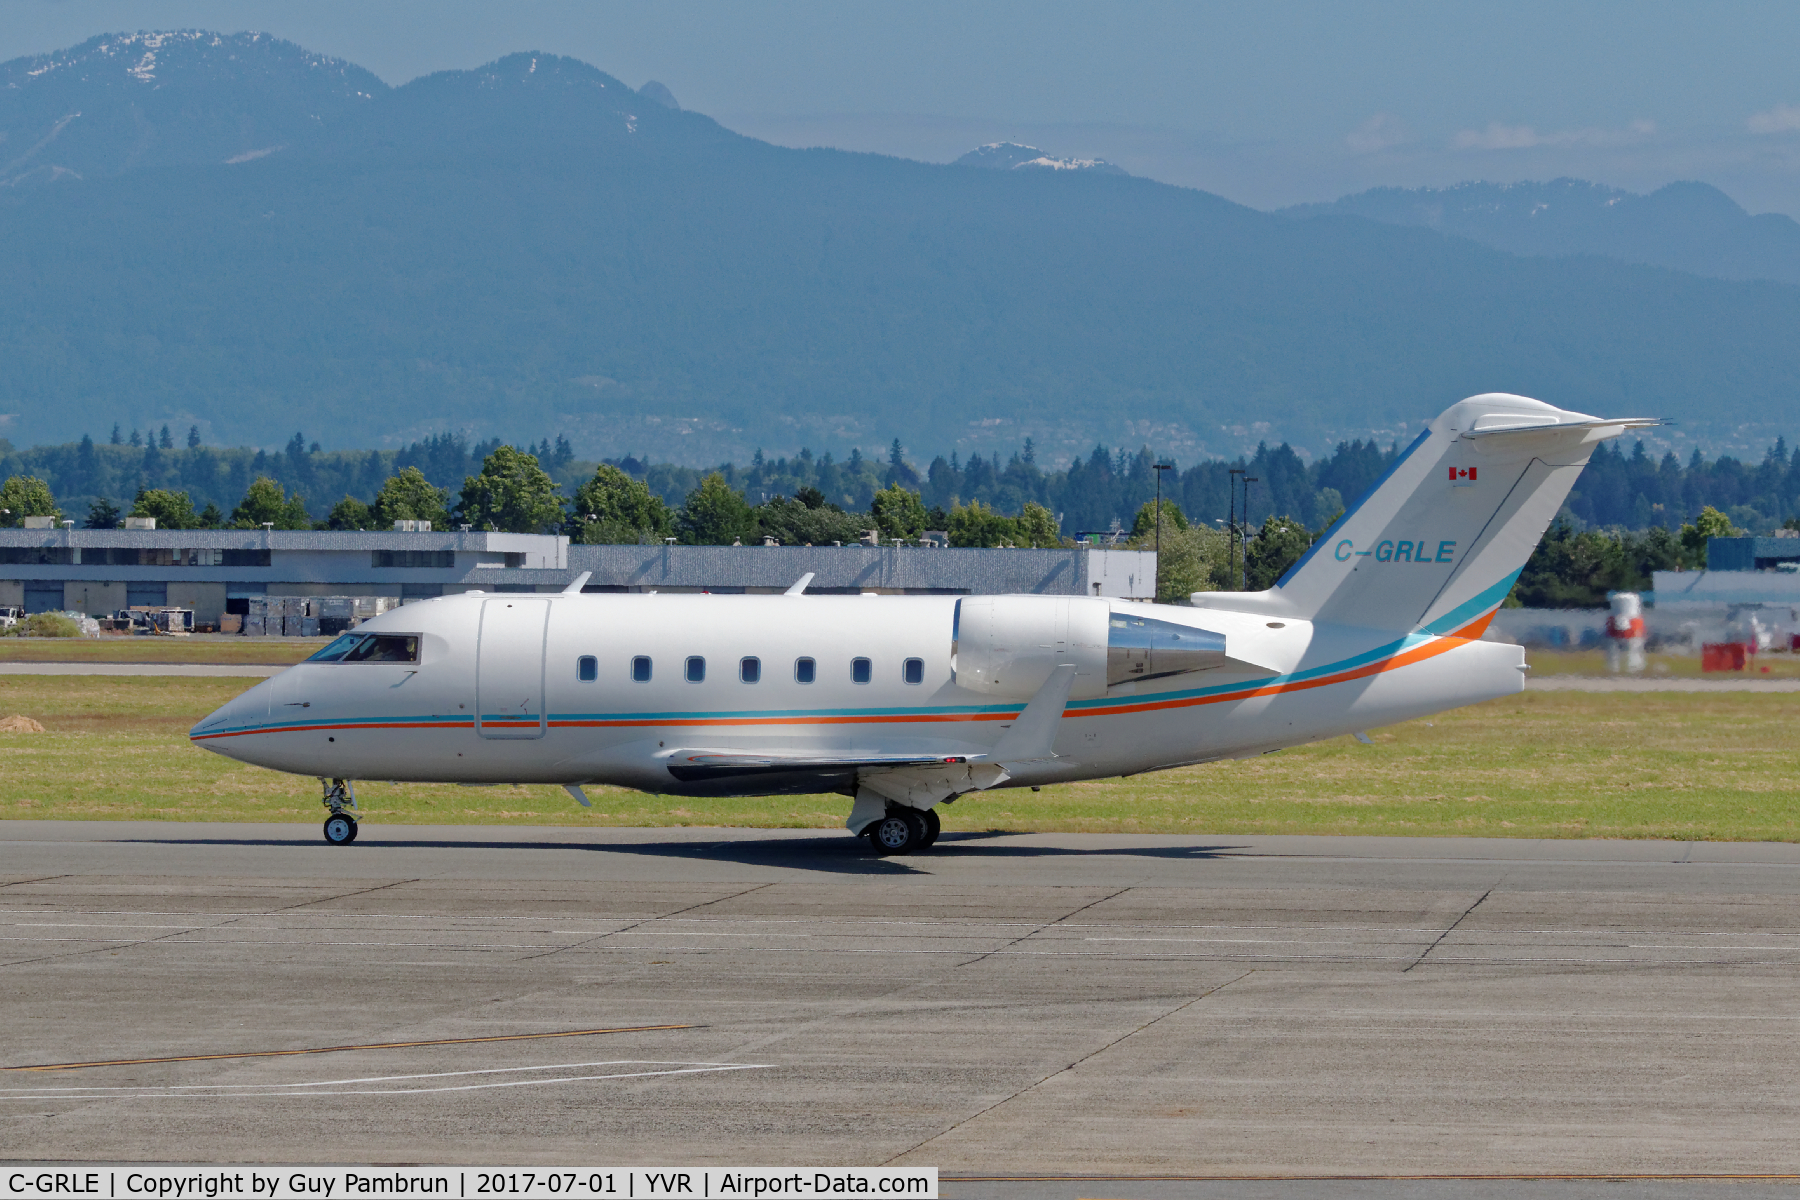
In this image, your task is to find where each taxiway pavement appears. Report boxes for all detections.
[3,823,1799,1186]
[0,662,284,676]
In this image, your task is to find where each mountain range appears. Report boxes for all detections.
[3,31,1798,464]
[1283,179,1800,288]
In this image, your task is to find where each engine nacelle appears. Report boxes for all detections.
[954,597,1252,700]
[1105,612,1232,684]
[953,596,1110,700]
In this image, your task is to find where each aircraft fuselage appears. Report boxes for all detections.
[193,590,1524,795]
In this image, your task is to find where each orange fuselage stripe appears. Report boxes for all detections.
[192,613,1497,740]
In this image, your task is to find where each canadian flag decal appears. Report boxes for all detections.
[1449,466,1477,487]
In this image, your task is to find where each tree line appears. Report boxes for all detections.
[4,427,1797,608]
[7,424,1798,539]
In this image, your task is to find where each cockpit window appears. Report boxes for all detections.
[308,634,363,662]
[308,633,420,663]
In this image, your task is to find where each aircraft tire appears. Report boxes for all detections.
[323,814,358,846]
[867,810,924,856]
[920,808,941,848]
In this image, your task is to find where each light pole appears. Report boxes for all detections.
[1227,469,1242,591]
[1239,475,1258,590]
[1226,470,1258,590]
[1151,462,1174,599]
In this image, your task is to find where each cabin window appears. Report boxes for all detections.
[686,656,706,683]
[903,657,924,685]
[631,656,652,682]
[577,656,598,682]
[794,657,816,684]
[851,657,872,684]
[740,656,761,683]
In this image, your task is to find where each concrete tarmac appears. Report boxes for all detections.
[3,822,1800,1192]
[0,662,283,676]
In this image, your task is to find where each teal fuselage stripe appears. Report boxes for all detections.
[1066,572,1516,712]
[197,582,1512,740]
[1421,569,1523,637]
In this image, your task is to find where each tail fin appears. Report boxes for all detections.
[1192,394,1659,635]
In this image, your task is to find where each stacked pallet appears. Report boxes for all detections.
[242,595,399,637]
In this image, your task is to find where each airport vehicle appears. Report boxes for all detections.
[0,605,20,630]
[192,393,1653,853]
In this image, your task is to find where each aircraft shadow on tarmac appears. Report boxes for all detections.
[115,830,1251,876]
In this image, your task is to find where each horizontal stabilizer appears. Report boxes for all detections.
[1459,415,1665,440]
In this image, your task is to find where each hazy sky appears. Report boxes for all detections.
[10,1,1800,215]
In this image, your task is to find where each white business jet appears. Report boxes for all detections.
[193,394,1654,854]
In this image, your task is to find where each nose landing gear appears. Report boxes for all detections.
[320,778,359,845]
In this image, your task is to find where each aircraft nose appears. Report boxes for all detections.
[189,678,268,752]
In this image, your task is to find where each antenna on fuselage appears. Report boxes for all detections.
[562,571,593,595]
[785,572,815,596]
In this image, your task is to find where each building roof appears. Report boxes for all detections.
[0,528,559,550]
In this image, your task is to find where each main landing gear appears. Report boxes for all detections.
[866,805,941,857]
[321,778,359,846]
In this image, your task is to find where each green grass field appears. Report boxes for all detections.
[1,677,1796,840]
[0,636,320,664]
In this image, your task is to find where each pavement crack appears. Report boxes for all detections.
[955,886,1134,968]
[517,882,776,961]
[883,970,1253,1165]
[0,875,69,891]
[0,922,225,970]
[717,889,1137,1061]
[1404,885,1495,972]
[270,878,422,912]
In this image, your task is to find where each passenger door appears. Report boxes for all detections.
[476,598,549,739]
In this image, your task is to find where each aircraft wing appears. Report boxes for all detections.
[659,747,979,784]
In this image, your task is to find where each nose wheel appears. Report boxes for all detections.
[320,777,360,845]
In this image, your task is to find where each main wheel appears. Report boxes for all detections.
[323,813,358,845]
[920,807,941,848]
[867,810,925,856]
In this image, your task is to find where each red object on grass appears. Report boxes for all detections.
[1701,643,1747,672]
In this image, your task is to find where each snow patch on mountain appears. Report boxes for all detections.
[954,142,1127,175]
[1,30,383,96]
